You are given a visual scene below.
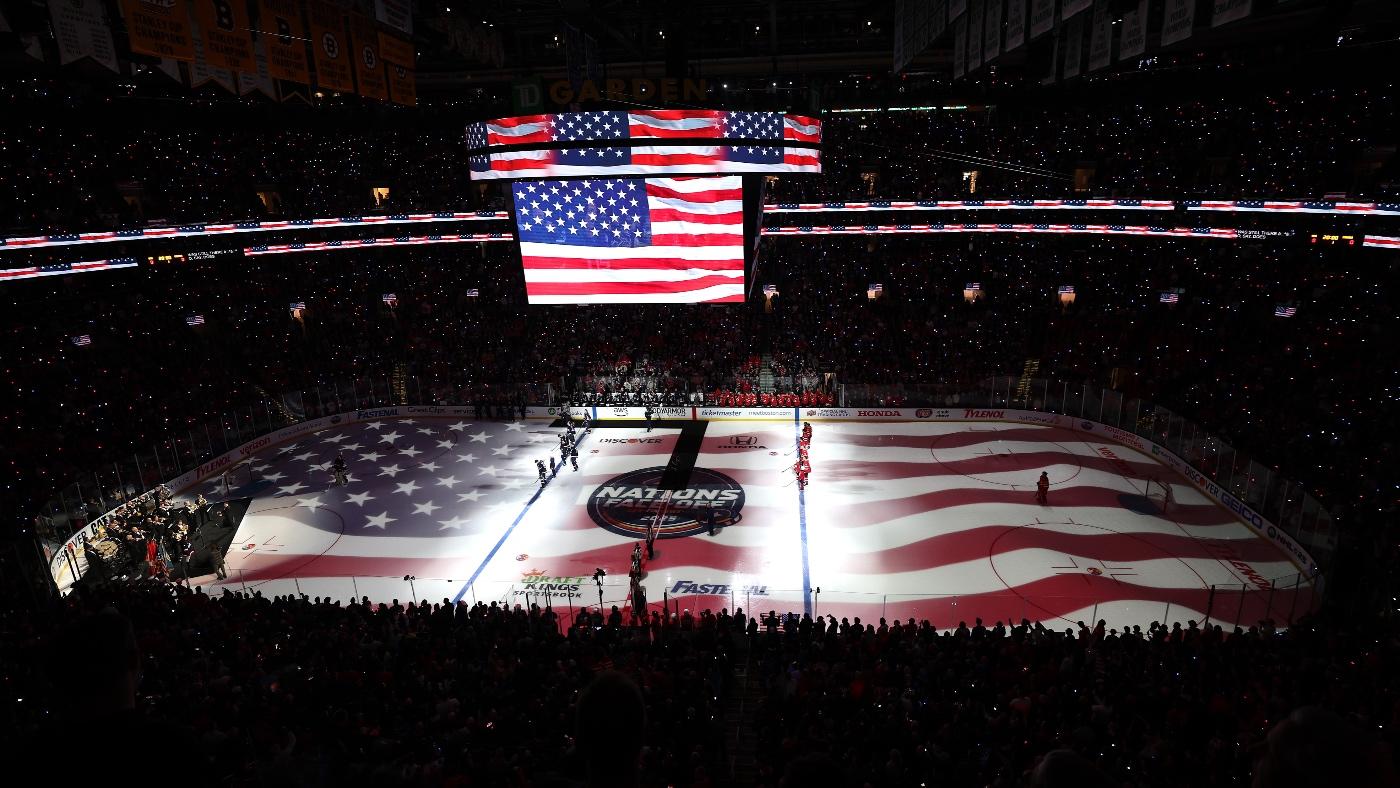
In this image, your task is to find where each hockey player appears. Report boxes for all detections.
[536,459,547,485]
[1036,471,1050,505]
[570,446,579,472]
[644,404,654,433]
[802,421,812,442]
[332,453,348,486]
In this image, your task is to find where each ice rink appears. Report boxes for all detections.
[190,415,1316,631]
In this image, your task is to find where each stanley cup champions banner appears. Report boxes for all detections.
[121,0,196,60]
[307,0,354,93]
[259,0,311,83]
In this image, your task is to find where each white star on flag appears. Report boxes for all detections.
[345,491,375,506]
[379,430,403,443]
[417,427,435,435]
[295,495,325,509]
[505,422,527,432]
[400,446,423,458]
[276,482,308,496]
[476,464,502,477]
[394,480,421,496]
[358,452,383,462]
[438,515,471,531]
[491,445,517,457]
[457,490,485,502]
[448,421,470,431]
[263,472,286,482]
[436,476,460,488]
[420,461,440,472]
[378,464,403,477]
[436,439,454,449]
[412,500,441,515]
[363,511,395,529]
[457,453,478,463]
[293,451,316,462]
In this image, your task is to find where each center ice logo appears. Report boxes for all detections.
[586,467,745,539]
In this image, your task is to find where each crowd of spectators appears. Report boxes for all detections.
[5,573,1398,786]
[767,86,1399,203]
[0,77,1396,238]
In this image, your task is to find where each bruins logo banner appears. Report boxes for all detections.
[307,1,354,93]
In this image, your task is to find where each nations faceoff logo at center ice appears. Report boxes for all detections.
[586,467,745,539]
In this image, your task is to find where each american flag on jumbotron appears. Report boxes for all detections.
[1058,285,1076,295]
[1160,291,1180,304]
[1274,304,1297,318]
[512,176,745,304]
[383,293,399,307]
[465,288,480,297]
[468,111,820,179]
[185,314,205,326]
[289,301,307,311]
[965,282,982,291]
[71,334,92,346]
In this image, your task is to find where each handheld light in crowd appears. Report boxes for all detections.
[382,293,399,308]
[963,282,983,303]
[1057,285,1076,307]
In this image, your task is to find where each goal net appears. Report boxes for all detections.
[1144,478,1174,515]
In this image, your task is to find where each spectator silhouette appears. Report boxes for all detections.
[576,670,646,787]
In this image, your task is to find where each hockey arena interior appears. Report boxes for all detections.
[1,1,1397,786]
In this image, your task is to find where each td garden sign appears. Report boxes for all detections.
[514,78,709,110]
[587,467,744,539]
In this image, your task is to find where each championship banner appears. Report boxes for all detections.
[983,0,1002,61]
[1062,13,1084,78]
[1004,0,1026,51]
[952,14,966,79]
[120,0,196,61]
[259,0,311,83]
[1161,0,1196,46]
[1060,0,1090,19]
[350,13,387,100]
[190,25,236,92]
[1028,0,1055,40]
[1212,0,1251,27]
[49,0,120,72]
[307,1,354,93]
[1087,0,1111,71]
[1118,0,1148,60]
[388,64,416,106]
[379,32,414,67]
[191,0,255,72]
[238,37,278,98]
[374,0,411,35]
[967,0,984,71]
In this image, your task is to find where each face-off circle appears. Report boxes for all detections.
[587,467,745,539]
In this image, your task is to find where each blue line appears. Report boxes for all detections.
[794,408,811,616]
[452,426,590,604]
